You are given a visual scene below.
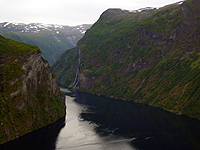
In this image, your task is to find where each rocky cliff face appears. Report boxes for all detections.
[52,0,200,119]
[0,35,66,144]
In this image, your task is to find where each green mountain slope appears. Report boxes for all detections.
[0,23,91,65]
[52,0,200,119]
[0,35,65,144]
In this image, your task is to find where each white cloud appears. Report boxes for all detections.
[0,0,182,26]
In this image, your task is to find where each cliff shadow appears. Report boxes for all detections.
[0,116,66,150]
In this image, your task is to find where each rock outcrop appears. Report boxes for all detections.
[0,35,66,144]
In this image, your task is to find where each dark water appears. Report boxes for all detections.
[1,88,200,150]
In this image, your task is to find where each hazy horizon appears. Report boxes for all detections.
[1,0,183,26]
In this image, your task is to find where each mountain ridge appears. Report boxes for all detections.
[0,22,91,65]
[0,22,89,34]
[52,0,200,119]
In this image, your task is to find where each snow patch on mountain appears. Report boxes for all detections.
[127,1,185,13]
[3,22,10,27]
[0,22,90,34]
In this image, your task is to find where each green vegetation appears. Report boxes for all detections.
[0,24,91,65]
[52,47,79,87]
[0,35,65,144]
[52,0,200,119]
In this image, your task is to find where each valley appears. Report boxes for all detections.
[0,0,200,148]
[0,22,91,65]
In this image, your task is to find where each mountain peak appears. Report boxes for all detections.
[100,1,185,21]
[0,22,90,34]
[0,22,92,65]
[52,0,200,119]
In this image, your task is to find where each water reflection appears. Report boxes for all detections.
[1,89,200,150]
[0,117,65,150]
[75,90,200,150]
[57,89,136,150]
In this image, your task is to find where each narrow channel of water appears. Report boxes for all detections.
[1,88,200,150]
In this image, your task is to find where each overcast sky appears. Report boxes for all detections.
[1,0,182,26]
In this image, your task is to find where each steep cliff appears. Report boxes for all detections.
[52,0,200,119]
[0,35,66,144]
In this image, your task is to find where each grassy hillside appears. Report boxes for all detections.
[52,0,200,119]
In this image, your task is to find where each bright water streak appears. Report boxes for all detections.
[1,89,200,150]
[56,95,136,150]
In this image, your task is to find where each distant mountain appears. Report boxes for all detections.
[0,22,91,65]
[52,0,200,119]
